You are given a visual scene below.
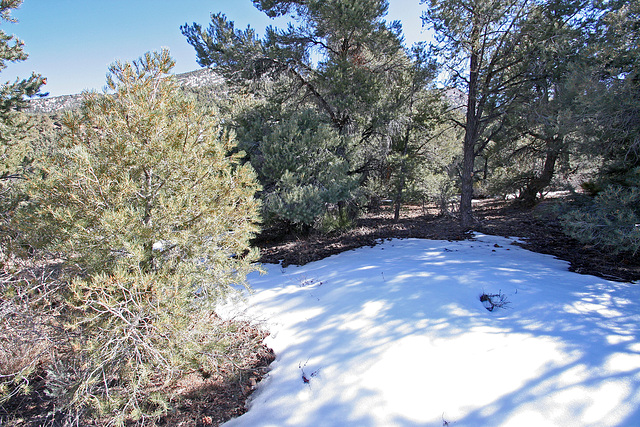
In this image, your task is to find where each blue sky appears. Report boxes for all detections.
[3,0,430,97]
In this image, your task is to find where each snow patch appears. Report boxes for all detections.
[221,236,640,427]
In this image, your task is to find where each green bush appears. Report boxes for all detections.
[14,50,262,424]
[1,114,61,263]
[258,110,358,230]
[561,183,640,256]
[316,207,355,234]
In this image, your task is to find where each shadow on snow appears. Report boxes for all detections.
[224,236,640,426]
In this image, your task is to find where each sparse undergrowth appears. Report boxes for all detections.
[0,257,275,427]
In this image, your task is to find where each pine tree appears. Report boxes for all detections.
[0,0,46,177]
[182,0,432,224]
[20,50,262,422]
[0,0,46,258]
[421,0,570,228]
[32,50,261,285]
[259,108,359,229]
[584,0,640,179]
[482,1,592,205]
[559,1,640,256]
[182,0,406,134]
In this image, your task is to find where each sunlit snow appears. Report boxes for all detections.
[219,234,640,427]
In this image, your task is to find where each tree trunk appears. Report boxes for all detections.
[393,173,405,222]
[519,139,560,206]
[460,43,480,231]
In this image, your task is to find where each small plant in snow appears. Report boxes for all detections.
[442,412,456,425]
[299,359,320,385]
[293,275,323,288]
[479,290,510,311]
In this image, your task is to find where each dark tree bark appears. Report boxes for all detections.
[519,138,560,206]
[460,34,480,230]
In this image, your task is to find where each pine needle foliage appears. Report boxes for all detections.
[259,109,358,229]
[0,0,46,130]
[47,270,242,424]
[19,50,262,423]
[561,170,640,256]
[0,0,46,261]
[29,50,261,294]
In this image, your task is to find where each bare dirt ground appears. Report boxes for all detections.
[3,196,638,426]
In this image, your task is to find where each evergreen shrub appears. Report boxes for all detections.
[259,110,358,230]
[561,176,640,255]
[13,50,262,424]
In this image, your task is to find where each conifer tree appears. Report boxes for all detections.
[182,0,434,224]
[584,0,640,179]
[482,1,591,205]
[21,50,262,422]
[559,1,640,255]
[32,50,261,285]
[258,108,358,229]
[182,0,406,135]
[0,0,45,178]
[421,0,569,228]
[0,0,45,257]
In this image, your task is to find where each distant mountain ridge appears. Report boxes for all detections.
[28,68,466,115]
[27,68,223,114]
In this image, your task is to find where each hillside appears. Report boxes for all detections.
[27,69,466,115]
[26,68,223,114]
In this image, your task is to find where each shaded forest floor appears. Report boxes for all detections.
[3,195,638,427]
[255,196,640,283]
